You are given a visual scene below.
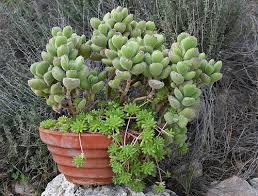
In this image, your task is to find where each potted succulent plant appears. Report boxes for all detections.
[28,6,223,193]
[28,26,113,185]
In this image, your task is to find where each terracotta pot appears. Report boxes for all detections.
[39,128,114,185]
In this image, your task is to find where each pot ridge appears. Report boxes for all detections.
[39,128,114,185]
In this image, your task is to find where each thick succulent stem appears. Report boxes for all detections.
[120,79,132,103]
[90,91,96,102]
[133,89,155,102]
[107,73,115,100]
[66,89,77,116]
[84,100,99,112]
[156,100,168,124]
[107,85,112,100]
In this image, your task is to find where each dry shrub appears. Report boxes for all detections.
[184,1,258,195]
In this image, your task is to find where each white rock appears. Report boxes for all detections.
[250,178,258,190]
[207,175,258,196]
[41,174,177,196]
[131,191,145,196]
[42,174,77,196]
[13,182,34,195]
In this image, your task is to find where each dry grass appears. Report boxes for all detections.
[0,0,256,195]
[177,1,258,195]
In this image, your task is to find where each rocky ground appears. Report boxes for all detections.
[41,174,178,196]
[207,176,258,196]
[40,174,258,196]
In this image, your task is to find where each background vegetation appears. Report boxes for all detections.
[0,0,257,195]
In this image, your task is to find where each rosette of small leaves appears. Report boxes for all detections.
[153,182,166,193]
[40,119,57,129]
[107,103,167,192]
[70,118,88,133]
[54,115,71,132]
[73,153,85,167]
[28,26,107,116]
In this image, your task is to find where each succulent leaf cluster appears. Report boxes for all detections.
[88,6,158,60]
[87,6,170,95]
[73,153,86,167]
[28,26,107,115]
[163,32,223,140]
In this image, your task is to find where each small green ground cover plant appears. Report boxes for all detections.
[28,6,222,193]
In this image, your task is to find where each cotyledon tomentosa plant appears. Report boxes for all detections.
[28,26,107,116]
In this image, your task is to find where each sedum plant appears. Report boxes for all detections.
[29,6,223,193]
[40,102,170,192]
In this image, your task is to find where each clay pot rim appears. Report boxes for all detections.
[39,127,110,137]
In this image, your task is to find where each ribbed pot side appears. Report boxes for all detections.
[39,128,114,185]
